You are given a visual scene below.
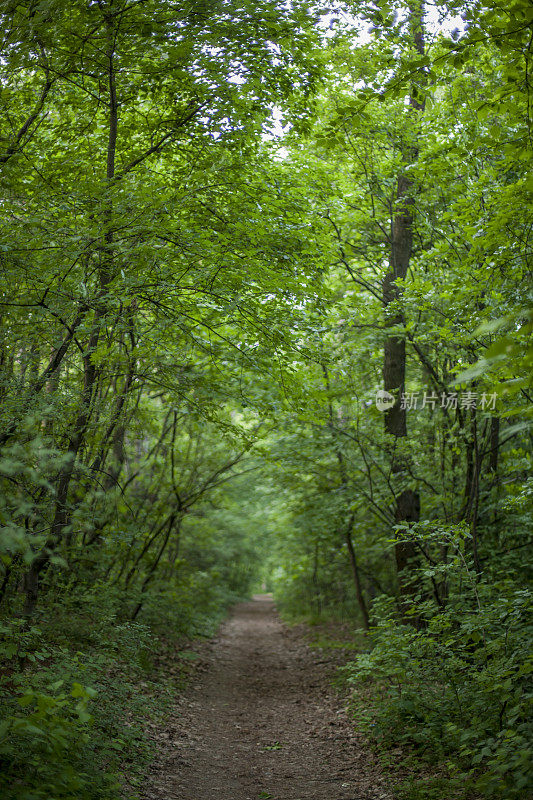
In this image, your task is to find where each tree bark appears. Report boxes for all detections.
[382,3,425,610]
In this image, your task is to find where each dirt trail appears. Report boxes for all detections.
[142,595,392,800]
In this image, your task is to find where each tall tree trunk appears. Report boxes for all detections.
[382,2,425,610]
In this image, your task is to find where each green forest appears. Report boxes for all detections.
[0,1,531,798]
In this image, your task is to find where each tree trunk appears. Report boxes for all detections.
[131,515,178,620]
[321,362,370,627]
[345,517,370,631]
[489,416,500,475]
[382,3,424,610]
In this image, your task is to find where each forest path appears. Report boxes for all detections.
[141,596,392,800]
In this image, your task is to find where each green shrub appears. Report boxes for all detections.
[341,583,533,799]
[0,681,118,800]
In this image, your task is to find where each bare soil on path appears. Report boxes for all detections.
[141,595,393,800]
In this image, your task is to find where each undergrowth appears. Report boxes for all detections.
[337,583,532,800]
[0,580,236,800]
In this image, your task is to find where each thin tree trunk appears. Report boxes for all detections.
[131,515,177,620]
[469,411,482,574]
[123,512,174,589]
[321,363,370,628]
[489,416,500,475]
[345,515,370,631]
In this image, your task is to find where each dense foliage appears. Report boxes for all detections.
[0,1,531,798]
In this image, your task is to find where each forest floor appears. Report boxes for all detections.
[138,595,393,800]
